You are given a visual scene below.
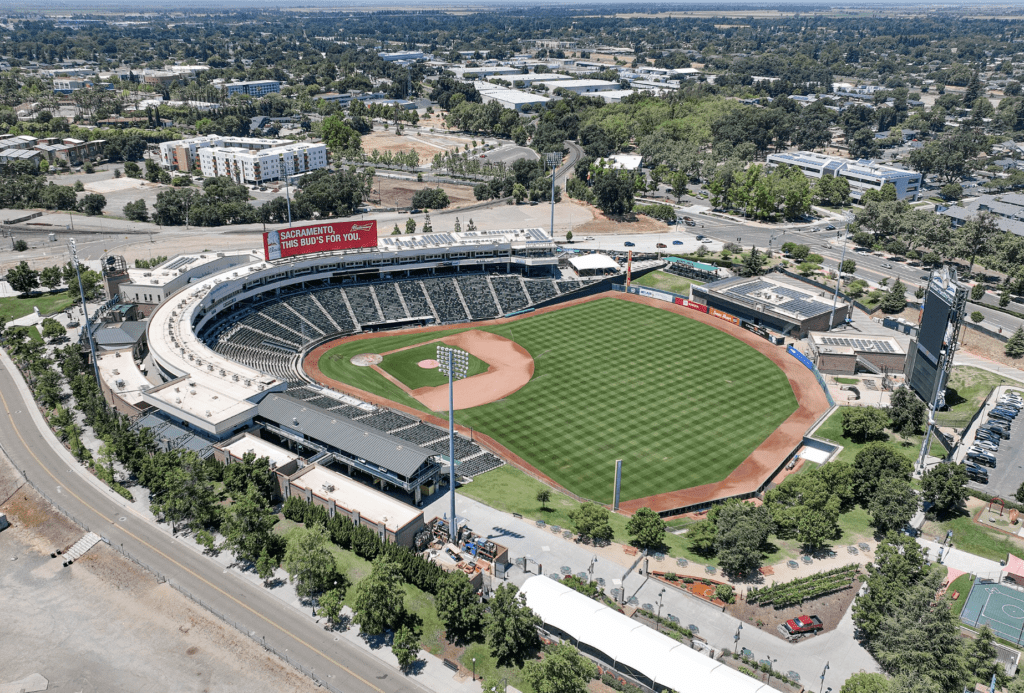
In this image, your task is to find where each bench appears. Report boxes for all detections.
[443,659,459,672]
[952,591,960,600]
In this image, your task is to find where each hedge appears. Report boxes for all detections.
[746,564,859,608]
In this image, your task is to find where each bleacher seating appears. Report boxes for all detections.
[392,423,448,446]
[285,293,338,336]
[491,276,530,314]
[427,436,482,460]
[422,278,468,323]
[457,452,505,478]
[315,288,357,333]
[358,410,417,432]
[236,313,303,349]
[373,283,409,322]
[262,302,318,342]
[556,280,582,294]
[524,278,558,304]
[346,285,382,324]
[457,275,500,319]
[397,281,433,319]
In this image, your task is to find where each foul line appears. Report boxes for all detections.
[0,384,385,693]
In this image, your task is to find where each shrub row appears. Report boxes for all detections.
[633,203,676,222]
[746,564,859,606]
[636,608,694,639]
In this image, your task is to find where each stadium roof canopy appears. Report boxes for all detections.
[520,576,767,692]
[665,256,719,273]
[568,254,619,272]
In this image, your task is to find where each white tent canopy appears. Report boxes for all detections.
[519,576,767,693]
[568,254,619,272]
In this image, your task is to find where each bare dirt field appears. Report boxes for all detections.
[369,178,479,211]
[0,459,320,693]
[960,329,1022,369]
[572,206,672,235]
[361,129,475,160]
[725,579,862,642]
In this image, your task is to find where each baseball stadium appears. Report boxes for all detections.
[141,221,829,516]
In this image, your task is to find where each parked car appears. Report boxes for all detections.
[967,451,997,467]
[990,411,1014,423]
[672,240,684,245]
[779,615,824,639]
[975,429,1002,444]
[992,406,1018,419]
[966,465,990,482]
[972,439,999,452]
[656,243,667,248]
[825,224,836,230]
[980,424,1010,439]
[624,241,635,247]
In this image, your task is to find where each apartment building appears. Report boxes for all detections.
[766,151,922,201]
[219,80,281,98]
[158,135,289,173]
[197,142,328,185]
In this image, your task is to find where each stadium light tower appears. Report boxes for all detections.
[68,239,101,388]
[546,152,561,240]
[828,214,853,331]
[437,345,469,543]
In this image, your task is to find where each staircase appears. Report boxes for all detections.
[62,532,101,564]
[855,355,883,375]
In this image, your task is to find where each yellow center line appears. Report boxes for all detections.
[0,383,385,693]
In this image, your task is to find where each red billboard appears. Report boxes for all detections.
[264,220,377,261]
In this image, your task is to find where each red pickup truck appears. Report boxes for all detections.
[780,615,823,638]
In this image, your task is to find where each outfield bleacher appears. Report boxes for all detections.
[457,452,505,478]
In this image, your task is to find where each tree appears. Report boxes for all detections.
[688,518,718,555]
[740,246,767,277]
[35,369,62,409]
[868,476,918,534]
[41,317,66,342]
[714,500,774,576]
[568,502,614,543]
[255,545,276,586]
[39,265,63,291]
[392,625,419,671]
[841,407,889,443]
[485,583,541,667]
[352,555,406,636]
[1007,327,1024,358]
[888,386,926,439]
[223,451,274,501]
[921,461,969,515]
[12,239,28,252]
[435,570,482,644]
[320,115,362,157]
[316,587,344,628]
[221,483,277,565]
[6,261,39,295]
[536,489,551,511]
[853,532,929,641]
[523,643,596,693]
[853,442,913,503]
[625,507,665,551]
[971,311,984,323]
[955,214,1001,277]
[123,199,149,222]
[411,187,450,209]
[940,182,963,201]
[80,193,106,216]
[880,278,907,314]
[512,182,528,204]
[1016,481,1024,505]
[405,218,417,235]
[841,672,891,693]
[282,523,338,599]
[123,161,141,178]
[841,259,857,275]
[669,170,688,202]
[565,230,573,243]
[593,169,635,216]
[965,625,1007,689]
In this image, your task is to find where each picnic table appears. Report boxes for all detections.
[596,577,606,586]
[560,565,571,575]
[549,573,561,580]
[688,624,700,634]
[642,603,654,611]
[611,588,622,599]
[667,614,680,624]
[628,596,640,606]
[551,525,561,533]
[801,555,813,565]
[653,552,665,562]
[848,545,859,555]
[562,530,573,539]
[536,520,546,528]
[787,671,800,682]
[741,648,754,659]
[676,557,688,568]
[705,565,717,574]
[576,572,588,581]
[788,560,799,569]
[859,542,871,552]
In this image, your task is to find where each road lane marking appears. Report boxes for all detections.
[0,383,386,693]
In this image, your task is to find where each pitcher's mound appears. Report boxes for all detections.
[418,359,440,369]
[350,353,383,367]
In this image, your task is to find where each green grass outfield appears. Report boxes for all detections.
[379,342,489,390]
[318,298,798,504]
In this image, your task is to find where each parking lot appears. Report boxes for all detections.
[961,385,1024,498]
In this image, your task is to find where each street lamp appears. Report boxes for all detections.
[545,152,560,240]
[829,224,850,331]
[734,623,743,654]
[588,556,598,582]
[68,239,101,389]
[472,657,476,681]
[820,661,830,693]
[438,345,469,543]
[766,656,777,686]
[656,588,666,632]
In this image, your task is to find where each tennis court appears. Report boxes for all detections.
[961,581,1024,644]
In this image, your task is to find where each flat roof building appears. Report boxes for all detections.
[214,431,302,471]
[766,151,922,202]
[541,79,621,94]
[198,142,328,186]
[219,80,281,98]
[158,135,290,172]
[474,82,550,112]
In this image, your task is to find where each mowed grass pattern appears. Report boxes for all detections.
[319,299,797,504]
[379,342,489,390]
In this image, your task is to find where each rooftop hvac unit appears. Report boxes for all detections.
[190,390,196,395]
[244,379,251,387]
[188,380,196,387]
[206,411,212,417]
[219,369,226,376]
[175,398,181,404]
[111,368,120,375]
[292,417,299,425]
[208,364,214,371]
[322,483,335,493]
[232,374,239,381]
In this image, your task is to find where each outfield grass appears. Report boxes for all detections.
[947,573,975,618]
[632,271,702,296]
[322,298,797,503]
[938,366,1022,428]
[379,342,489,390]
[814,406,946,464]
[0,290,75,321]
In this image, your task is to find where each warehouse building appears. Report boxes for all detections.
[540,79,621,94]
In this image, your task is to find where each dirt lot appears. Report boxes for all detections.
[0,459,320,693]
[361,128,476,160]
[725,579,862,642]
[960,327,1024,369]
[369,177,479,212]
[571,206,672,235]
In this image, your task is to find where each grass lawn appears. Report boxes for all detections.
[835,377,859,385]
[632,270,702,297]
[814,406,946,464]
[379,342,489,390]
[938,366,1022,428]
[459,465,707,564]
[24,325,42,344]
[323,298,798,504]
[922,514,1024,562]
[947,573,975,618]
[459,641,534,693]
[278,523,445,653]
[0,290,75,321]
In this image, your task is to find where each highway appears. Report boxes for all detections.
[0,349,431,693]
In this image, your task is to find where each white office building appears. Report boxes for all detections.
[539,79,621,94]
[766,151,922,202]
[219,80,281,98]
[198,142,328,185]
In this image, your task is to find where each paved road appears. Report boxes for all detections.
[0,349,432,693]
[480,144,537,165]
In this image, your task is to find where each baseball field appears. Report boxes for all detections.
[314,298,799,504]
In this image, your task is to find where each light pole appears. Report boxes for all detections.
[437,345,469,543]
[829,225,849,331]
[588,556,598,582]
[766,656,777,686]
[656,588,666,632]
[820,661,830,693]
[546,152,560,239]
[68,239,101,388]
[734,623,743,654]
[472,657,476,681]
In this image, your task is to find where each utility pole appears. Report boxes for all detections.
[69,239,101,388]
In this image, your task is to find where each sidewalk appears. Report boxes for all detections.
[918,537,1005,579]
